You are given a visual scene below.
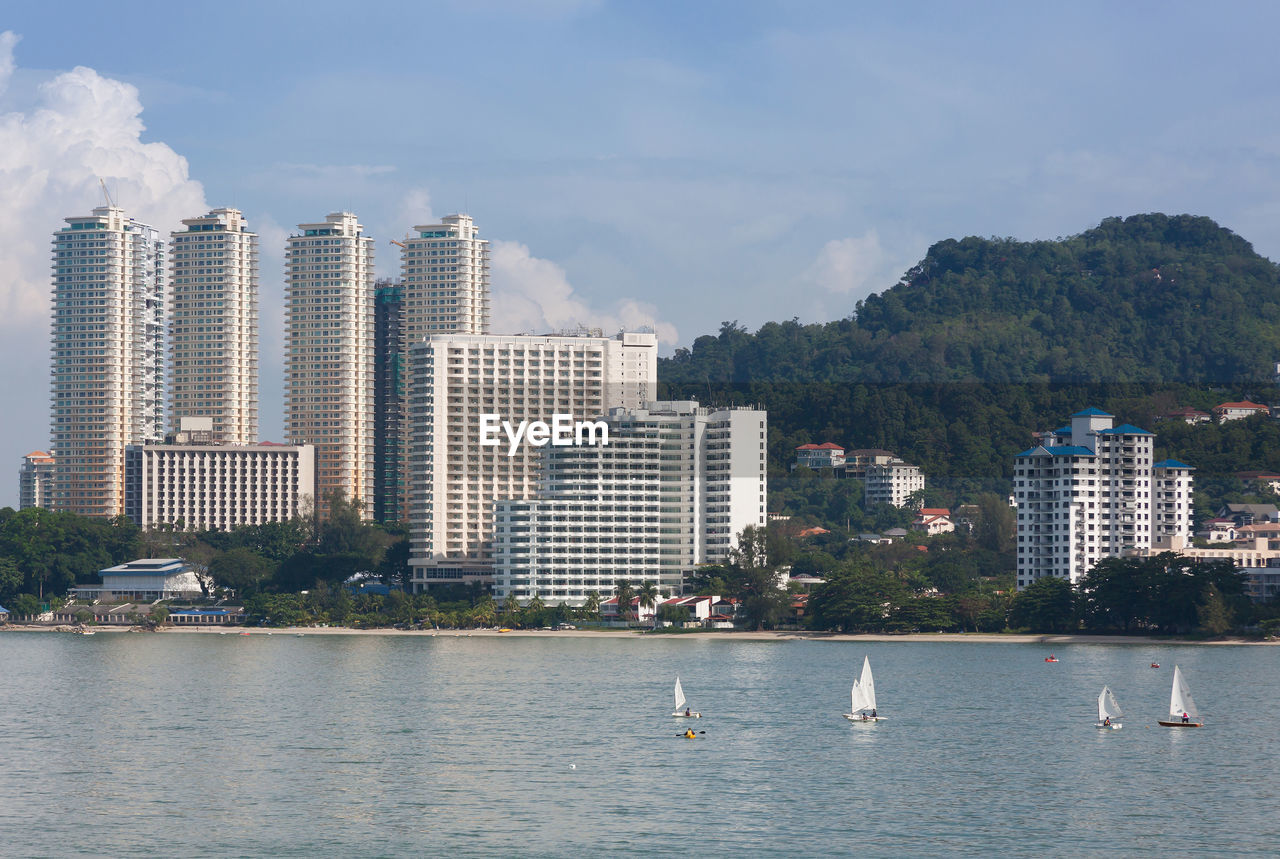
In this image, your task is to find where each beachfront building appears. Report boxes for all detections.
[864,459,924,508]
[284,212,375,519]
[19,450,55,510]
[400,214,490,339]
[374,280,406,523]
[49,205,166,516]
[72,558,202,601]
[492,402,768,605]
[169,207,259,444]
[407,331,658,590]
[125,418,315,530]
[1013,408,1195,589]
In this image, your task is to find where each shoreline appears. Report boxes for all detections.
[4,625,1274,645]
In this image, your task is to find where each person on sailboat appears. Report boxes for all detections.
[685,708,691,717]
[1182,712,1189,723]
[1103,716,1110,727]
[871,709,877,719]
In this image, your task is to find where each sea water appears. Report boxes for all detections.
[0,634,1275,857]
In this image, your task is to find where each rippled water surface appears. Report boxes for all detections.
[0,633,1276,856]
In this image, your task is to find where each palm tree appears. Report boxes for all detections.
[613,580,635,625]
[582,591,601,620]
[637,582,660,629]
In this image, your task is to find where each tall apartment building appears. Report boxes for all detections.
[1013,407,1194,589]
[864,459,925,508]
[284,212,375,519]
[493,401,768,605]
[374,280,406,523]
[49,205,165,516]
[125,418,315,531]
[169,208,259,443]
[400,214,490,339]
[407,331,658,590]
[19,450,55,510]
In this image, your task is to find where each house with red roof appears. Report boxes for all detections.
[911,508,955,535]
[1161,406,1211,424]
[1213,401,1270,422]
[794,442,846,470]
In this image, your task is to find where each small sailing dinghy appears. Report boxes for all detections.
[1095,686,1123,730]
[672,676,700,718]
[843,655,885,723]
[1157,665,1203,727]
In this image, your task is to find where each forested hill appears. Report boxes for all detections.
[661,214,1280,386]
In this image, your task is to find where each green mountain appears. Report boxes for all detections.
[664,214,1280,386]
[658,214,1280,502]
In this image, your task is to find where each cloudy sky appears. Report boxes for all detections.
[3,1,1280,504]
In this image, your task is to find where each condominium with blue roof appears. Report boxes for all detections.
[1012,408,1194,588]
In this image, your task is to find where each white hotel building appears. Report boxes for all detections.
[169,207,259,444]
[49,205,165,517]
[407,331,658,589]
[125,419,315,531]
[1013,408,1194,588]
[492,402,768,605]
[284,212,375,518]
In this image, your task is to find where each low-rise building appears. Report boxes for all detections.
[838,449,897,479]
[911,507,955,535]
[1237,471,1280,494]
[1213,401,1270,422]
[794,442,845,470]
[72,558,203,601]
[1161,407,1211,424]
[168,607,245,626]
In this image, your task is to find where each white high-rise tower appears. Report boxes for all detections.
[49,205,166,517]
[284,212,375,519]
[169,208,259,444]
[401,214,490,339]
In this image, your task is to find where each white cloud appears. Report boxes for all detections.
[490,240,678,345]
[395,187,434,232]
[804,230,889,296]
[0,32,207,324]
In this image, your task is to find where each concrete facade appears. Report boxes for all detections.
[50,206,165,516]
[169,207,259,444]
[284,212,375,518]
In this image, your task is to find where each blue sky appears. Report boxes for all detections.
[2,1,1280,504]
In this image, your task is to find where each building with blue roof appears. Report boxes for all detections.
[1013,409,1194,590]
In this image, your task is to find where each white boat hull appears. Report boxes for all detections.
[1095,722,1122,730]
[843,714,885,723]
[673,712,701,718]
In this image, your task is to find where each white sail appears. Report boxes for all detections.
[1097,686,1123,722]
[1169,665,1199,721]
[674,677,686,712]
[850,679,866,714]
[859,656,877,714]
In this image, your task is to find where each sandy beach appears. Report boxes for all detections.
[147,626,1275,644]
[4,624,1273,644]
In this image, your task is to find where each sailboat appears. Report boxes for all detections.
[1095,685,1123,730]
[1157,664,1203,727]
[843,655,885,723]
[672,676,700,718]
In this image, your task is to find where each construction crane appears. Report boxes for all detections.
[389,239,407,249]
[99,178,116,208]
